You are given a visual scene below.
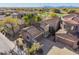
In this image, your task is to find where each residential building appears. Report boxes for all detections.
[21,26,43,42]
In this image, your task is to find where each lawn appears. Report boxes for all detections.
[57,13,69,17]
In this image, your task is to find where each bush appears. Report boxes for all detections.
[27,42,43,55]
[0,21,5,27]
[68,9,76,14]
[34,16,42,23]
[62,8,69,12]
[23,15,30,25]
[53,9,61,13]
[49,13,58,17]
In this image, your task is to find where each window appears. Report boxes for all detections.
[27,36,29,39]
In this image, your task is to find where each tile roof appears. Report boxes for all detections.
[40,17,60,29]
[22,26,42,39]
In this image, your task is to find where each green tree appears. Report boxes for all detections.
[34,15,42,23]
[0,21,5,27]
[4,17,19,37]
[53,9,61,13]
[26,42,43,55]
[23,15,30,25]
[62,8,69,12]
[68,9,76,14]
[23,13,36,25]
[0,21,5,32]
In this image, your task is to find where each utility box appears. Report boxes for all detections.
[56,34,79,49]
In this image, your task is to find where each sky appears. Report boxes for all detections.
[0,3,79,7]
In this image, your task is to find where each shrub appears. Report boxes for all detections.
[53,9,61,13]
[23,15,30,25]
[49,13,58,17]
[27,42,43,55]
[34,16,42,23]
[68,9,76,14]
[62,8,69,12]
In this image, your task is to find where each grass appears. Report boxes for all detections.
[57,13,69,17]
